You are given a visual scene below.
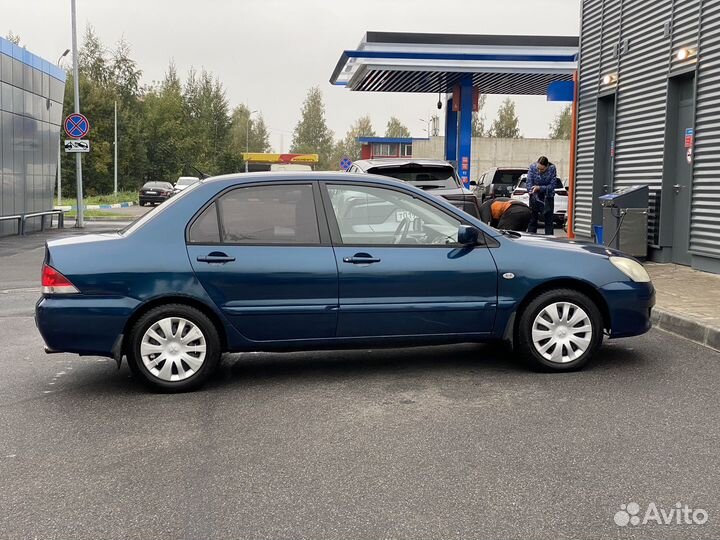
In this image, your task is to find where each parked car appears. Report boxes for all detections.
[173,176,200,194]
[36,172,654,392]
[139,182,174,206]
[349,159,481,218]
[475,167,527,202]
[511,174,569,225]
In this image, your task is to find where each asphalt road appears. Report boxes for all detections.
[0,226,718,539]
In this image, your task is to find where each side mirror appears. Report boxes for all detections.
[469,180,478,187]
[457,225,480,246]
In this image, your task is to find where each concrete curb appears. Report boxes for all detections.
[55,202,135,211]
[652,308,720,352]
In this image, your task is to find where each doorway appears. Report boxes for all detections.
[592,94,616,228]
[665,75,695,266]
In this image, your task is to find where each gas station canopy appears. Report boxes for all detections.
[330,32,578,187]
[330,32,578,96]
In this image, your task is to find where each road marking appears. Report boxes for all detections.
[0,287,40,294]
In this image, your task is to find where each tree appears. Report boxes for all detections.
[471,94,488,137]
[488,98,521,138]
[385,116,411,138]
[334,115,376,164]
[290,87,334,169]
[549,104,572,139]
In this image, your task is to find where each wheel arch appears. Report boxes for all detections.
[121,295,228,356]
[511,278,611,341]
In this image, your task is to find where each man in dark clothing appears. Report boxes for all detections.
[479,197,532,231]
[526,156,557,235]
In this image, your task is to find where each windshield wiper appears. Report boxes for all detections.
[498,229,521,238]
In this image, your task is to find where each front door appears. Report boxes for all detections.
[321,182,498,338]
[670,77,695,265]
[187,183,338,342]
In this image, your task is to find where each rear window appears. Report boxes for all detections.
[492,170,526,186]
[143,182,173,190]
[367,165,459,189]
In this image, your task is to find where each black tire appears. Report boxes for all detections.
[516,288,603,371]
[127,304,221,392]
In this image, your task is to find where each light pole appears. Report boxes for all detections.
[114,100,118,195]
[245,109,257,173]
[419,117,431,137]
[56,49,70,207]
[70,0,84,228]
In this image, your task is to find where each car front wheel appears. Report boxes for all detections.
[516,289,603,371]
[127,304,221,391]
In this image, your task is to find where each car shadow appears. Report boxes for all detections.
[60,340,650,396]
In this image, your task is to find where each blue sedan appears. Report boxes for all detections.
[35,173,655,391]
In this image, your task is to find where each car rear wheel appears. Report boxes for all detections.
[516,289,603,371]
[128,304,221,391]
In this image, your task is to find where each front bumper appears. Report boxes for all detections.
[600,281,656,338]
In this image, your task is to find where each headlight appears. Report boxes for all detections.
[609,256,651,283]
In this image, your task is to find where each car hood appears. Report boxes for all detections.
[502,232,628,257]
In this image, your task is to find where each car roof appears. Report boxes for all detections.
[352,158,454,170]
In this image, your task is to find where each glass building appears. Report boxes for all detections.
[0,37,66,236]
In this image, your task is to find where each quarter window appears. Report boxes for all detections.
[327,185,462,246]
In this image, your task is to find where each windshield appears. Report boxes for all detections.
[367,165,459,189]
[120,180,202,235]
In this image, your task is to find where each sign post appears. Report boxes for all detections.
[70,0,84,227]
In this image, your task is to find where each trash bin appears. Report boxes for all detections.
[597,185,649,258]
[593,225,604,245]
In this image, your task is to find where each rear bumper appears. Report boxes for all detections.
[139,195,170,204]
[35,296,138,357]
[600,281,656,338]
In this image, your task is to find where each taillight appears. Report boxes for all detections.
[41,264,79,295]
[556,190,568,196]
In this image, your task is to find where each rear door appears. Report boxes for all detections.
[187,182,338,342]
[321,181,498,338]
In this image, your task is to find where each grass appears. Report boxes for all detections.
[64,209,126,218]
[59,191,138,206]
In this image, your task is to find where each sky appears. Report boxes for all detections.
[5,0,580,153]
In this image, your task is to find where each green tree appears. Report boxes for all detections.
[488,98,521,138]
[549,104,572,139]
[142,63,190,183]
[385,116,411,138]
[333,115,376,164]
[471,94,488,137]
[225,105,273,173]
[290,87,334,169]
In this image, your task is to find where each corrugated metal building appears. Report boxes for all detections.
[575,0,720,273]
[0,37,66,236]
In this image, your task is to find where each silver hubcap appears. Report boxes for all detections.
[140,317,207,382]
[531,301,592,364]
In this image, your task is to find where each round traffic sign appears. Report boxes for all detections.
[340,157,352,171]
[64,113,90,139]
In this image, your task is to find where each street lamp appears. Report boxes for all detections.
[56,48,70,207]
[419,117,431,137]
[245,110,258,173]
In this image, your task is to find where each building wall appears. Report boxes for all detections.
[0,37,66,236]
[576,0,720,273]
[412,136,571,180]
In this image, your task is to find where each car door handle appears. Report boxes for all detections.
[343,254,381,264]
[197,252,236,264]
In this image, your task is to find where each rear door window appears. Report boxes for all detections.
[188,184,320,245]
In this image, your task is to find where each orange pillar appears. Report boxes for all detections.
[566,70,579,239]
